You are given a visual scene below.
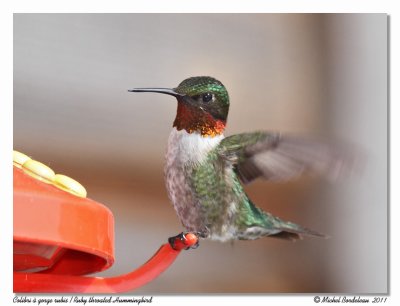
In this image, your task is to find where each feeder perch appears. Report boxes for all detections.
[13,152,198,293]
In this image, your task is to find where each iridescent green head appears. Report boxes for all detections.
[129,76,230,136]
[173,76,230,122]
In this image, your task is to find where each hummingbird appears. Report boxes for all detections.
[129,76,347,243]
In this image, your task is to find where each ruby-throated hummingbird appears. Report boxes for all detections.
[129,76,347,243]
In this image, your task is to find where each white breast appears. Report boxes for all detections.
[166,128,224,166]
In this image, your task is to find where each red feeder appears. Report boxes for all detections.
[13,165,198,293]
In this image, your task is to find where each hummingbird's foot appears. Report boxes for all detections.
[168,232,199,251]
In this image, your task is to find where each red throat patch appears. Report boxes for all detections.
[173,102,226,137]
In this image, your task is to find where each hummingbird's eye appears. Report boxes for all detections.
[202,92,213,103]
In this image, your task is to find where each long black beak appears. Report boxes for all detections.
[128,88,184,98]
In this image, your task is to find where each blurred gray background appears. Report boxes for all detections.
[13,14,387,293]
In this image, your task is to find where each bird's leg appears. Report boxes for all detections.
[168,232,200,250]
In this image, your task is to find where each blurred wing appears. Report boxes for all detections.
[217,132,351,184]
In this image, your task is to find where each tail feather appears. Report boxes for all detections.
[262,206,328,241]
[237,222,327,241]
[271,224,328,241]
[238,199,327,241]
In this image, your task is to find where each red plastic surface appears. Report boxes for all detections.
[13,164,198,293]
[14,243,182,293]
[13,166,115,275]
